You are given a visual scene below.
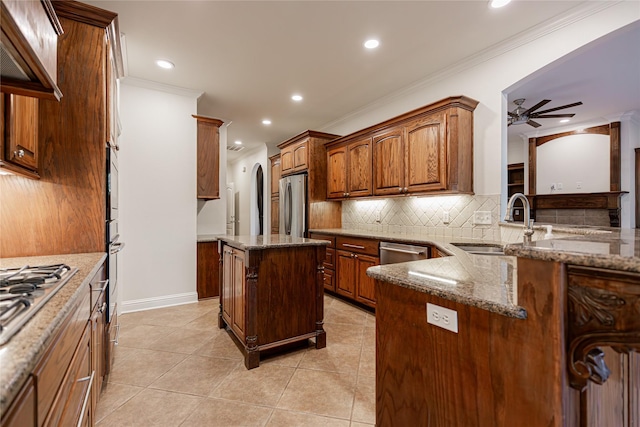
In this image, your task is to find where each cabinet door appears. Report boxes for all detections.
[1,377,35,427]
[270,196,279,233]
[195,116,223,200]
[347,137,373,197]
[373,128,404,196]
[336,250,356,298]
[5,94,38,171]
[327,146,347,199]
[270,156,281,196]
[221,248,234,325]
[404,113,448,192]
[197,242,220,299]
[355,254,378,307]
[324,268,335,292]
[292,140,308,172]
[280,146,294,175]
[231,249,246,340]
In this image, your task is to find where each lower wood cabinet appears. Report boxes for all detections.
[336,250,379,307]
[197,241,220,299]
[1,376,36,426]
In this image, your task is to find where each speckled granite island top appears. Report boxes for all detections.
[0,252,106,415]
[217,234,330,251]
[504,228,640,273]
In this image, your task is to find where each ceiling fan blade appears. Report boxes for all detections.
[522,99,551,115]
[530,113,576,118]
[527,120,542,128]
[534,102,583,115]
[507,111,518,118]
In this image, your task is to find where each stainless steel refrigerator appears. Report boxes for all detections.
[279,173,307,237]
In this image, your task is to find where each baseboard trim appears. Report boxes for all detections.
[121,292,198,313]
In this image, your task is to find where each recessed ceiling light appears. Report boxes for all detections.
[490,0,511,8]
[291,94,303,102]
[560,119,571,123]
[234,140,242,145]
[364,39,379,49]
[262,119,272,125]
[155,59,175,69]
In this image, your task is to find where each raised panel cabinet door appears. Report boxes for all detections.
[194,116,223,200]
[270,156,281,196]
[197,242,220,299]
[355,254,378,307]
[373,128,405,196]
[347,137,373,197]
[1,376,35,427]
[221,247,234,325]
[404,113,448,192]
[271,196,279,233]
[280,146,294,174]
[326,146,347,199]
[5,94,38,171]
[324,268,335,292]
[292,140,308,172]
[231,249,246,340]
[336,250,356,298]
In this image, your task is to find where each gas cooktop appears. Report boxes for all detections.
[0,263,78,346]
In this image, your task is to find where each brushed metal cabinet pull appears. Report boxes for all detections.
[343,243,365,250]
[76,371,95,427]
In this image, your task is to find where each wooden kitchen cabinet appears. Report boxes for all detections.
[0,93,40,178]
[0,0,63,100]
[280,139,308,175]
[270,196,279,234]
[193,115,224,200]
[1,376,36,427]
[326,137,373,199]
[197,241,220,299]
[309,232,337,292]
[221,246,246,341]
[334,236,379,308]
[328,95,478,200]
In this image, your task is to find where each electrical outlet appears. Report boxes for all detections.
[550,183,556,191]
[473,211,491,225]
[576,181,582,189]
[375,210,381,223]
[557,182,563,190]
[427,303,458,333]
[442,211,450,224]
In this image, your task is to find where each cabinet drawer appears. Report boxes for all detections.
[34,288,90,425]
[309,233,336,248]
[336,236,379,256]
[324,248,335,270]
[323,268,335,292]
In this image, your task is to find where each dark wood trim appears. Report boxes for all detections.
[52,0,117,29]
[530,192,627,227]
[528,139,536,195]
[534,124,610,147]
[192,115,224,127]
[276,130,341,149]
[42,0,64,35]
[609,122,621,192]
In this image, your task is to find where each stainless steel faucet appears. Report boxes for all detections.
[504,193,534,243]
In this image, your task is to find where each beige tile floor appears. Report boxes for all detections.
[96,294,376,426]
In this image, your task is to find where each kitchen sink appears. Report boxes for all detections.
[451,243,505,256]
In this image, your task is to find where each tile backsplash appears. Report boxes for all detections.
[342,194,502,241]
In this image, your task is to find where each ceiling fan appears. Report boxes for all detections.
[507,98,583,128]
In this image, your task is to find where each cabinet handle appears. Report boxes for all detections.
[76,371,95,427]
[346,192,350,197]
[14,149,25,158]
[404,187,408,192]
[343,243,365,250]
[110,241,125,254]
[110,323,120,345]
[398,187,403,192]
[93,279,109,292]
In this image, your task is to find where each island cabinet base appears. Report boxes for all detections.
[375,258,571,427]
[218,243,326,369]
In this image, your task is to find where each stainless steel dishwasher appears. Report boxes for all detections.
[379,241,430,264]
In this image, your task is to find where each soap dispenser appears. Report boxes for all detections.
[544,225,554,240]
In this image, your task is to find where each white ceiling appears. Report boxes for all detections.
[85,0,629,159]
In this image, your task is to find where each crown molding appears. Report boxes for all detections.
[121,76,203,99]
[320,1,623,133]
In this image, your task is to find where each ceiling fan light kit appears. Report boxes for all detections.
[507,98,583,128]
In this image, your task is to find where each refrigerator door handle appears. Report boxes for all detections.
[286,182,293,234]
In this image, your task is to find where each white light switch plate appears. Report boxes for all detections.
[427,303,458,333]
[473,211,491,225]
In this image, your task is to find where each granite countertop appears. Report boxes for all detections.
[197,234,219,243]
[218,234,330,251]
[0,252,107,415]
[312,228,523,319]
[504,228,640,273]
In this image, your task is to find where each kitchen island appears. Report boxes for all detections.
[368,228,639,427]
[217,235,329,369]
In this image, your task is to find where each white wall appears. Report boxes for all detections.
[197,124,229,235]
[119,78,202,312]
[507,136,526,165]
[228,145,269,236]
[536,133,610,194]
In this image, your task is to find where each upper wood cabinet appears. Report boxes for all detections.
[327,96,478,200]
[326,137,373,199]
[0,0,63,100]
[270,154,281,197]
[1,93,39,178]
[193,115,224,200]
